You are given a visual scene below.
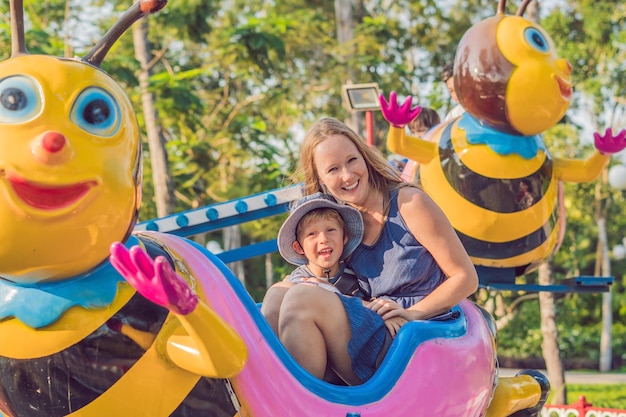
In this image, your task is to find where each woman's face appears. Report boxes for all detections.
[313,134,369,206]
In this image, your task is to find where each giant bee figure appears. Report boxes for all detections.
[0,1,246,416]
[380,0,626,277]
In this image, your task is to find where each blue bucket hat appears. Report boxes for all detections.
[277,193,364,266]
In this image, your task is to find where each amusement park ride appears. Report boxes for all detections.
[0,0,624,416]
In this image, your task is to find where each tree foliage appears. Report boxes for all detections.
[2,0,624,364]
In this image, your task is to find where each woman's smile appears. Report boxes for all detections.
[343,180,358,191]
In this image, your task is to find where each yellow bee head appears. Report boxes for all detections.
[0,0,166,283]
[454,0,572,136]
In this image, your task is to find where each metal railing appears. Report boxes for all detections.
[135,184,304,263]
[135,185,613,293]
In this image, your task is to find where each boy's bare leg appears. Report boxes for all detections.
[260,281,295,334]
[279,284,362,385]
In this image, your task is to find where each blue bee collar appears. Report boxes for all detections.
[458,114,545,159]
[0,236,138,329]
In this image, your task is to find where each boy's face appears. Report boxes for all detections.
[293,215,348,276]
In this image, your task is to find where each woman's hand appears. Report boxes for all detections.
[384,316,407,337]
[367,298,410,336]
[368,298,409,320]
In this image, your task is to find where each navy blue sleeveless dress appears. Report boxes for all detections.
[338,188,446,381]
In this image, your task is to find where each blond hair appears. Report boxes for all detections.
[292,117,407,196]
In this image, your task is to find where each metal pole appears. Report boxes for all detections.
[366,110,374,147]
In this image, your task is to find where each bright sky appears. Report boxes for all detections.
[539,0,569,15]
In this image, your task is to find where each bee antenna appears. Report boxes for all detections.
[497,0,507,14]
[516,0,533,16]
[10,0,27,56]
[83,0,167,67]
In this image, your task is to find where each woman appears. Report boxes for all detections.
[262,117,477,385]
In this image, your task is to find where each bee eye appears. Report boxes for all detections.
[524,27,549,53]
[71,87,121,137]
[0,76,42,124]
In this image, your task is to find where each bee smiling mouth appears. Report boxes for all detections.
[8,175,97,210]
[555,76,572,100]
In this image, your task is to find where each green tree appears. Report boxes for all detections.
[542,0,626,372]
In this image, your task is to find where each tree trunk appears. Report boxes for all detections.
[334,0,353,45]
[526,0,540,22]
[265,253,273,291]
[595,176,613,372]
[596,172,613,371]
[334,0,363,135]
[528,2,566,400]
[132,20,175,217]
[538,262,566,404]
[224,226,246,287]
[63,0,72,58]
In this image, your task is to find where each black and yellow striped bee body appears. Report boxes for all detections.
[419,114,563,274]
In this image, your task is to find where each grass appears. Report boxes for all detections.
[548,384,626,410]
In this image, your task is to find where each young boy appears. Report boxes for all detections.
[277,192,368,298]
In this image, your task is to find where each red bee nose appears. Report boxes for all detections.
[42,132,66,153]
